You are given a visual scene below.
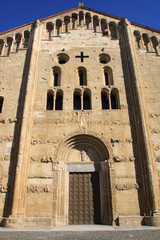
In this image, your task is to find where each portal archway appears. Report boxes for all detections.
[53,133,114,226]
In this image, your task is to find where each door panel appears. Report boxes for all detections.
[69,172,101,224]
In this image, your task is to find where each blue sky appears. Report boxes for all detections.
[0,0,160,33]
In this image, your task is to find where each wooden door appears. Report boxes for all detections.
[69,172,101,224]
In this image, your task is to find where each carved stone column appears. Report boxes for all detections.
[100,160,116,225]
[120,18,159,221]
[4,20,43,227]
[52,162,68,226]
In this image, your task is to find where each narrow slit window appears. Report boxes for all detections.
[54,73,58,86]
[78,67,87,86]
[0,97,4,113]
[105,73,109,85]
[101,92,109,109]
[46,92,54,110]
[74,93,81,110]
[55,93,63,110]
[111,90,119,109]
[83,92,91,110]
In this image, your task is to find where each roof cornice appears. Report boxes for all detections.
[0,5,160,36]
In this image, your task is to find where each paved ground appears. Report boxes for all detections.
[0,225,160,240]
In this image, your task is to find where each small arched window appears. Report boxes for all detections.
[64,16,70,33]
[86,13,91,29]
[55,90,63,110]
[93,16,99,33]
[52,67,61,86]
[101,90,109,109]
[15,33,22,50]
[56,19,62,36]
[46,91,54,110]
[72,13,77,29]
[74,90,81,110]
[111,89,120,109]
[79,11,84,26]
[109,22,117,39]
[83,90,91,110]
[104,67,113,85]
[151,36,159,55]
[142,33,150,52]
[24,31,30,48]
[134,31,141,49]
[0,40,4,55]
[78,67,87,86]
[46,22,54,39]
[7,37,13,55]
[101,19,108,36]
[0,96,4,113]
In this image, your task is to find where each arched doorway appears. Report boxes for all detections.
[53,134,114,226]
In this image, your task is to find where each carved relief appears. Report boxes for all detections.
[111,138,133,147]
[0,118,17,124]
[154,145,160,151]
[129,156,135,161]
[156,157,160,162]
[41,156,53,163]
[33,117,130,127]
[0,155,10,161]
[149,113,160,118]
[113,156,126,162]
[27,185,51,193]
[78,112,87,129]
[0,164,4,180]
[115,183,139,191]
[31,137,59,145]
[30,156,53,163]
[52,162,65,171]
[0,186,8,193]
[151,129,160,134]
[0,136,13,143]
[34,118,78,125]
[52,171,59,218]
[113,156,135,162]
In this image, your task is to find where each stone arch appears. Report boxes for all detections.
[73,89,82,110]
[78,66,87,86]
[23,30,30,48]
[134,30,142,49]
[53,131,115,225]
[103,66,113,85]
[101,88,109,110]
[0,39,4,55]
[54,131,113,162]
[72,13,77,29]
[109,22,117,39]
[79,11,84,26]
[151,36,159,55]
[46,90,54,110]
[142,33,150,51]
[64,16,70,33]
[15,33,22,50]
[111,88,120,109]
[52,66,61,86]
[56,19,62,36]
[85,12,91,29]
[46,22,54,39]
[83,88,91,110]
[55,89,63,110]
[101,18,108,36]
[93,15,99,32]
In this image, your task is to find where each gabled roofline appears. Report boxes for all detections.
[0,5,160,36]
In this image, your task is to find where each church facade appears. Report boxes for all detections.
[0,3,160,227]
